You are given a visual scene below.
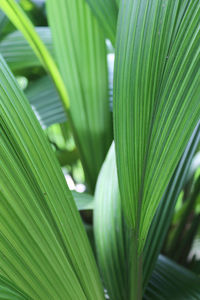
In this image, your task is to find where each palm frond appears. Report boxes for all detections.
[114,0,200,253]
[85,0,118,44]
[25,76,66,128]
[94,142,128,300]
[144,255,200,300]
[47,0,112,190]
[0,55,104,300]
[0,27,53,72]
[143,122,200,286]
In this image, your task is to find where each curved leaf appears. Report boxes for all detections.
[25,75,66,128]
[144,255,200,300]
[72,191,94,211]
[0,55,104,300]
[143,122,200,287]
[94,143,128,300]
[85,0,118,44]
[0,27,53,72]
[0,0,70,112]
[47,0,112,191]
[0,275,30,300]
[114,0,200,253]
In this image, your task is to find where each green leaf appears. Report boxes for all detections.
[25,75,66,128]
[47,0,112,191]
[0,27,53,72]
[55,148,78,167]
[114,0,200,253]
[0,0,70,111]
[72,191,94,211]
[84,0,118,44]
[143,122,200,287]
[0,55,104,299]
[94,142,128,300]
[0,275,29,300]
[144,255,200,300]
[167,176,200,263]
[0,10,7,37]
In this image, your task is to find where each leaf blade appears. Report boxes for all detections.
[0,55,104,300]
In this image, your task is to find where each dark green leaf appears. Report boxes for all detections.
[143,122,200,287]
[144,255,200,300]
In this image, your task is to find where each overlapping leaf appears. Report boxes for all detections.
[25,75,66,128]
[0,275,29,300]
[72,191,94,211]
[0,56,104,299]
[47,0,112,190]
[144,255,200,300]
[0,27,53,72]
[143,122,200,287]
[85,0,118,44]
[114,0,200,253]
[94,143,128,300]
[0,0,70,113]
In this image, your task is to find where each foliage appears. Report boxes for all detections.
[0,0,199,299]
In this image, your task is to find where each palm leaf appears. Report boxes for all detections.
[114,1,200,296]
[0,10,7,37]
[0,27,53,72]
[84,0,118,44]
[47,0,112,190]
[0,275,29,300]
[72,191,94,211]
[0,0,70,112]
[144,255,200,300]
[143,122,200,287]
[0,55,104,299]
[94,142,128,300]
[114,0,200,252]
[25,75,66,128]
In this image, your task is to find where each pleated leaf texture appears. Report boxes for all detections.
[145,255,200,300]
[114,0,200,252]
[47,0,112,191]
[143,122,200,287]
[0,27,53,72]
[94,143,128,300]
[0,275,29,300]
[25,75,66,128]
[85,0,119,44]
[0,56,104,300]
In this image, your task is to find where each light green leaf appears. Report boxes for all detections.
[25,75,66,128]
[114,0,200,254]
[47,0,112,191]
[84,0,118,44]
[72,191,94,211]
[144,255,200,300]
[0,55,104,300]
[94,142,128,300]
[0,27,53,72]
